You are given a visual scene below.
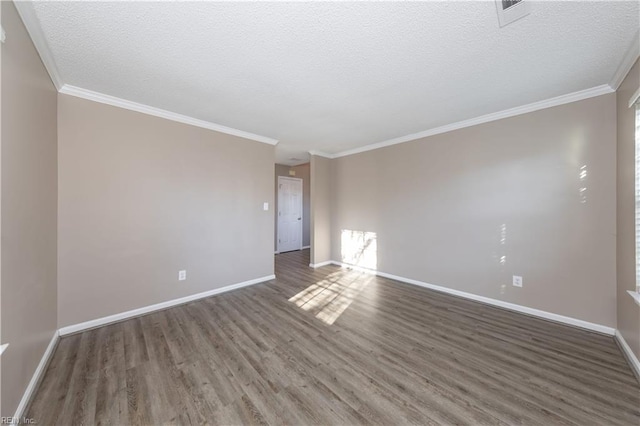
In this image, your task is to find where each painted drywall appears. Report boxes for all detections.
[275,163,310,250]
[331,93,617,327]
[617,58,640,361]
[310,155,332,265]
[1,1,58,417]
[57,94,275,328]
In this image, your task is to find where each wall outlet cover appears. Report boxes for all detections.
[178,270,187,281]
[513,275,523,287]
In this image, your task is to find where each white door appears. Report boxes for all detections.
[277,176,303,253]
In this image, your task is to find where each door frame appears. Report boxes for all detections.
[277,176,303,253]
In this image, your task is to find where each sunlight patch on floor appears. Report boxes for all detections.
[289,271,371,325]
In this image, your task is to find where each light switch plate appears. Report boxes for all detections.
[263,202,269,211]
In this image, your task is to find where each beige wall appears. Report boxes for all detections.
[275,163,310,249]
[1,1,58,417]
[331,94,617,327]
[310,155,332,265]
[617,58,640,361]
[57,94,275,328]
[0,0,634,412]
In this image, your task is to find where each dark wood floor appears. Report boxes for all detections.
[27,249,640,425]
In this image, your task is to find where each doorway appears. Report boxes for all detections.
[277,176,303,253]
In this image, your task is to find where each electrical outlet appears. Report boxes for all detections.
[512,275,523,287]
[263,202,269,211]
[178,270,187,281]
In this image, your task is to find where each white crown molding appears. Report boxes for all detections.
[330,260,616,336]
[17,0,278,145]
[13,331,59,422]
[59,85,279,145]
[331,84,614,159]
[13,1,63,90]
[58,274,275,336]
[610,30,640,91]
[308,150,335,159]
[14,0,628,157]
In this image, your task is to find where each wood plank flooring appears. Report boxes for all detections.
[27,249,640,425]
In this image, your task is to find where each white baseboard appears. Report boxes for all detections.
[12,265,634,419]
[331,260,615,336]
[14,331,59,421]
[309,260,334,268]
[302,245,310,250]
[59,274,275,336]
[615,330,640,381]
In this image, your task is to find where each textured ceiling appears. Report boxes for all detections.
[26,1,640,165]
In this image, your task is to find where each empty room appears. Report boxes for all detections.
[1,0,639,424]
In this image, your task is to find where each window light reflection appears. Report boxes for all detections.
[579,164,588,204]
[340,229,377,270]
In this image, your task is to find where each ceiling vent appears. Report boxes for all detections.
[496,0,530,27]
